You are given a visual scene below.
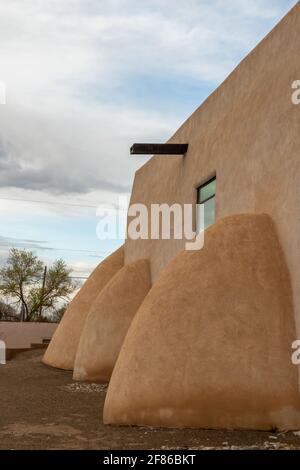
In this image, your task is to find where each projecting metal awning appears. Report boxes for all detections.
[130,143,188,155]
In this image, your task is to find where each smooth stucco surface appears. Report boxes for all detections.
[41,3,300,430]
[124,3,300,366]
[43,246,124,370]
[104,215,299,430]
[73,259,151,382]
[0,322,57,349]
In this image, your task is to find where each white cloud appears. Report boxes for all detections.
[0,0,296,201]
[70,259,99,276]
[0,0,296,278]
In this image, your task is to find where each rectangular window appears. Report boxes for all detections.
[196,177,216,232]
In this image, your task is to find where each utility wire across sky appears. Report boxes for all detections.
[0,196,100,209]
[0,196,125,210]
[0,244,105,257]
[0,196,117,272]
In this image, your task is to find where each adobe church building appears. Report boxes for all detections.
[44,2,300,430]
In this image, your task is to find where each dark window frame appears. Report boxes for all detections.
[197,176,216,204]
[195,176,216,233]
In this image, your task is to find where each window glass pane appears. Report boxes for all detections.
[198,178,216,204]
[196,203,202,234]
[203,197,215,230]
[196,177,216,232]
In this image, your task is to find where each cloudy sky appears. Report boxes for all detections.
[0,0,297,279]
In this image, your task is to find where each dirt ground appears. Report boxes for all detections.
[1,350,300,450]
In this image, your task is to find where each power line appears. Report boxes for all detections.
[0,196,100,209]
[0,196,124,210]
[70,276,89,280]
[0,246,105,278]
[31,274,90,280]
[38,247,106,256]
[0,244,106,257]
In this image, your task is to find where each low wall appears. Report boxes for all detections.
[0,322,58,349]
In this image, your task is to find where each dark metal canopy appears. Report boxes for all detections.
[130,143,188,155]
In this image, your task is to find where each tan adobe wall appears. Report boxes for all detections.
[73,259,151,382]
[105,214,300,430]
[41,4,300,429]
[0,322,57,349]
[124,3,300,360]
[43,246,124,370]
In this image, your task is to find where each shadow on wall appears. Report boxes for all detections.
[43,212,300,430]
[73,258,152,383]
[103,214,300,431]
[43,246,124,371]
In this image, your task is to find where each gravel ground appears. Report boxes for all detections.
[0,350,300,450]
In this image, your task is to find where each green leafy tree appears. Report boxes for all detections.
[0,248,76,322]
